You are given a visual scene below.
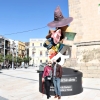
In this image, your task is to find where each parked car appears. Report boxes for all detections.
[37,63,47,73]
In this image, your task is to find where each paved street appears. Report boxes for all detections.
[0,67,100,100]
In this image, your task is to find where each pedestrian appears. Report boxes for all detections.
[52,57,62,99]
[42,60,53,99]
[0,64,1,70]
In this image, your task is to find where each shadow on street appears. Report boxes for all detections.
[14,69,37,73]
[1,73,38,82]
[83,87,100,90]
[0,96,8,100]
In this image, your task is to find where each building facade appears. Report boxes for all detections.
[18,41,25,58]
[9,39,18,57]
[29,39,48,66]
[0,36,10,56]
[66,0,100,78]
[68,0,100,43]
[25,42,29,57]
[9,39,26,58]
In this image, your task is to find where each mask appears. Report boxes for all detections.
[48,64,51,66]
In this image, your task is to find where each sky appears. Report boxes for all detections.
[0,0,69,42]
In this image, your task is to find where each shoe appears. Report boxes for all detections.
[47,95,51,99]
[58,96,61,99]
[54,95,58,98]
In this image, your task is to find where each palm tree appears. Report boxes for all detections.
[23,56,31,65]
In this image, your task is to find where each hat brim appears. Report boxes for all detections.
[47,17,73,28]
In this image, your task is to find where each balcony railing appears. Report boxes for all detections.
[0,42,4,45]
[5,46,10,50]
[0,45,3,48]
[1,51,4,54]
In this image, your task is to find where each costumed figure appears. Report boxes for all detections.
[46,6,76,66]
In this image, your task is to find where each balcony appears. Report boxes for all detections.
[1,50,4,54]
[5,46,10,50]
[0,42,4,45]
[0,45,3,48]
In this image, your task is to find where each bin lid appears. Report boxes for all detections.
[62,68,82,76]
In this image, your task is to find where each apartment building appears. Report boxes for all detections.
[25,42,29,57]
[9,39,26,58]
[18,41,25,58]
[29,38,48,66]
[9,39,18,57]
[0,35,10,56]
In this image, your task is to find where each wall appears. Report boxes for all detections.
[65,0,100,78]
[63,42,100,78]
[29,39,49,66]
[68,0,100,43]
[18,41,25,58]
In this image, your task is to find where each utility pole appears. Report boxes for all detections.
[16,46,18,67]
[3,39,5,67]
[12,48,14,69]
[12,41,15,70]
[32,47,36,67]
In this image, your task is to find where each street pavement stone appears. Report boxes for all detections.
[0,67,100,100]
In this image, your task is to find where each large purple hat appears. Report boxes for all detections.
[47,6,73,28]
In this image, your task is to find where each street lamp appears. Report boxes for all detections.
[15,46,18,68]
[11,41,16,69]
[25,46,28,58]
[3,38,5,67]
[32,47,36,66]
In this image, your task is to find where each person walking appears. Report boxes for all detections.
[42,61,53,99]
[52,57,62,99]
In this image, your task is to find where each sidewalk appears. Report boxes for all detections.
[0,67,100,100]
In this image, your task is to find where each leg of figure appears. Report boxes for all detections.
[53,77,58,98]
[56,78,61,96]
[47,80,51,98]
[45,80,50,99]
[45,80,48,96]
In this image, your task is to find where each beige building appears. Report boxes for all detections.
[18,41,25,58]
[29,39,49,66]
[66,0,100,78]
[68,0,100,43]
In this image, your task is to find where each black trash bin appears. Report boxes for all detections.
[39,68,83,96]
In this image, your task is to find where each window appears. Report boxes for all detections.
[32,51,35,57]
[40,43,42,46]
[0,40,2,43]
[40,60,42,63]
[33,60,34,64]
[45,51,48,56]
[40,51,42,56]
[46,60,48,62]
[32,43,34,46]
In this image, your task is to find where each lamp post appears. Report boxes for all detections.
[15,46,18,68]
[3,39,5,67]
[32,47,36,67]
[11,41,16,69]
[25,46,28,58]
